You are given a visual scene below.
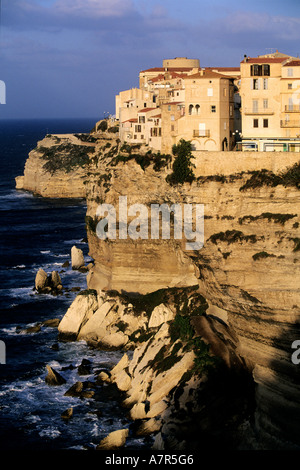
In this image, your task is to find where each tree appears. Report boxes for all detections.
[98,120,108,132]
[166,139,196,185]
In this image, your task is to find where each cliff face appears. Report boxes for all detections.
[15,132,118,198]
[17,126,300,449]
[83,141,300,449]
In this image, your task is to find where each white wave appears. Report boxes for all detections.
[11,265,26,269]
[24,414,41,424]
[63,239,86,245]
[39,427,61,439]
[40,250,51,254]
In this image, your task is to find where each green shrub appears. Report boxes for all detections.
[98,120,108,132]
[209,230,257,244]
[39,143,94,174]
[239,213,297,225]
[252,251,276,261]
[166,139,196,185]
[240,162,300,191]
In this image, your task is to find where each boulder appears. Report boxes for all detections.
[61,408,73,420]
[42,318,60,328]
[71,245,85,270]
[51,271,62,288]
[45,365,66,386]
[58,292,98,340]
[96,428,129,450]
[35,268,48,291]
[148,303,175,328]
[64,381,84,397]
[77,301,114,341]
[100,332,128,349]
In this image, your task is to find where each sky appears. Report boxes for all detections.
[0,0,300,120]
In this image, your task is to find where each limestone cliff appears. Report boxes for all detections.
[15,129,119,198]
[19,125,300,449]
[79,140,300,449]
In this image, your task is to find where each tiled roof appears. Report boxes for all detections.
[138,107,157,113]
[140,67,196,73]
[184,70,230,79]
[242,57,287,64]
[122,118,137,123]
[206,67,240,72]
[283,60,300,67]
[162,101,184,106]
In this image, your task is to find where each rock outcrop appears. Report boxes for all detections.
[71,245,85,270]
[35,268,63,294]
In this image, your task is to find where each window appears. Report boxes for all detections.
[253,119,259,128]
[230,105,233,116]
[171,115,175,121]
[263,99,268,109]
[144,103,147,107]
[211,105,216,113]
[207,88,213,97]
[195,104,200,115]
[139,116,145,123]
[263,78,268,90]
[288,68,293,77]
[223,88,227,97]
[135,125,141,133]
[253,79,259,90]
[171,125,174,131]
[252,100,258,112]
[189,104,193,115]
[250,64,270,76]
[251,64,262,76]
[288,83,293,90]
[262,64,270,76]
[263,119,268,128]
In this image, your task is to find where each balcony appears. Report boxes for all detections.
[280,120,300,128]
[284,105,300,112]
[193,129,210,137]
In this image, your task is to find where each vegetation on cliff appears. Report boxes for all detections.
[166,139,196,185]
[38,143,95,175]
[240,161,300,191]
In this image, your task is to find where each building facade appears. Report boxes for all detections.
[240,51,300,151]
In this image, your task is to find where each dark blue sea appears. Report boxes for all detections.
[0,119,144,451]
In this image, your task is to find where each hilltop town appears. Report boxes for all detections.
[112,51,300,154]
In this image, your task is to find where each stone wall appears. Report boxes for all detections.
[193,150,300,177]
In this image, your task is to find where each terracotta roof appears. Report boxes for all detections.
[151,114,161,118]
[241,57,287,64]
[150,71,186,83]
[140,66,196,73]
[162,101,184,106]
[184,70,230,79]
[206,67,240,72]
[283,60,300,67]
[122,118,137,123]
[138,107,157,113]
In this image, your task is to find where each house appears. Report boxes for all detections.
[240,51,300,151]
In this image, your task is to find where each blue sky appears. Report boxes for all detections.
[1,0,300,120]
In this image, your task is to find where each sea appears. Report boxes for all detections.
[0,118,147,451]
